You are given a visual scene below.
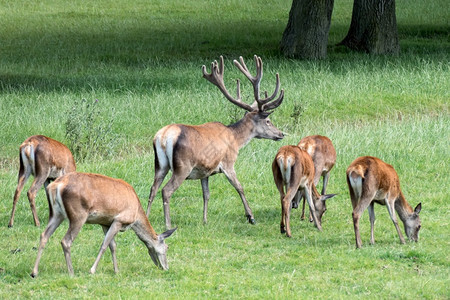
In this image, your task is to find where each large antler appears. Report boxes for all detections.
[202,55,284,112]
[202,56,254,112]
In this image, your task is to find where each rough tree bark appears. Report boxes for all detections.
[339,0,400,54]
[280,0,334,59]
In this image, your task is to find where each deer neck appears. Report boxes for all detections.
[394,191,414,223]
[228,114,256,149]
[311,185,321,202]
[131,212,159,248]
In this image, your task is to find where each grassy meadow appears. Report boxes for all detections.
[0,0,449,298]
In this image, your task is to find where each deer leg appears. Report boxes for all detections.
[9,167,31,227]
[44,179,53,223]
[273,170,286,233]
[282,187,298,237]
[90,221,122,274]
[291,185,299,210]
[61,217,87,276]
[147,163,169,217]
[280,193,286,234]
[304,186,322,231]
[322,172,330,195]
[102,225,118,273]
[300,190,307,220]
[31,213,65,277]
[27,174,49,227]
[368,202,376,245]
[352,209,363,249]
[385,197,406,244]
[201,177,210,224]
[222,168,254,224]
[161,172,187,230]
[352,200,371,248]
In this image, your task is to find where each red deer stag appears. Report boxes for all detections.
[293,135,336,221]
[147,55,285,229]
[9,135,76,227]
[31,172,177,277]
[346,156,422,248]
[272,145,336,237]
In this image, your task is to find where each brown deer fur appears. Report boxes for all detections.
[9,135,76,227]
[31,172,176,277]
[272,145,336,237]
[295,135,336,221]
[147,55,285,229]
[346,156,421,248]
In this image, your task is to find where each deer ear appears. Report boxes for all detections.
[414,203,422,214]
[159,227,177,241]
[320,194,337,201]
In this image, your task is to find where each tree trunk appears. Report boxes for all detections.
[280,0,334,59]
[339,0,400,54]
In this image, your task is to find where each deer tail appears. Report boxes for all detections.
[347,166,365,201]
[277,154,294,185]
[21,143,35,176]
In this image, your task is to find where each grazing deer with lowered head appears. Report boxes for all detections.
[293,135,336,221]
[31,172,176,277]
[9,135,76,227]
[147,55,285,229]
[346,156,422,248]
[272,145,336,237]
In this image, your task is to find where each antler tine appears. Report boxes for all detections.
[262,89,284,112]
[202,56,253,112]
[233,55,264,109]
[258,73,281,105]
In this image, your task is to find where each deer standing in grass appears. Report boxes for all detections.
[346,156,422,248]
[31,172,176,277]
[293,135,336,222]
[9,135,76,227]
[272,145,336,237]
[147,55,285,229]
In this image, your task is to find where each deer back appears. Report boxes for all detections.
[48,172,143,226]
[346,156,402,202]
[22,135,76,177]
[298,135,336,176]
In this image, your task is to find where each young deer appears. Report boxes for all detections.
[294,135,336,221]
[31,172,176,277]
[147,55,285,229]
[346,156,422,248]
[9,135,76,227]
[272,145,336,237]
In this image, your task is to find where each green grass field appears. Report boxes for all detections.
[0,0,449,298]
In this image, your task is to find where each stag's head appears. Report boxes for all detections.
[202,55,285,141]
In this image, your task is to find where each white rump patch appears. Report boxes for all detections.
[155,136,170,171]
[348,171,362,200]
[52,184,68,219]
[22,145,35,176]
[278,156,292,185]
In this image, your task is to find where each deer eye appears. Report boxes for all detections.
[266,120,271,125]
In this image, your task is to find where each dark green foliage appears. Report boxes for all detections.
[65,99,117,162]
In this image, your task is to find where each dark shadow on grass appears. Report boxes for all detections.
[1,19,448,93]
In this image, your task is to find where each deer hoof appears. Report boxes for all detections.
[247,216,256,225]
[30,273,37,278]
